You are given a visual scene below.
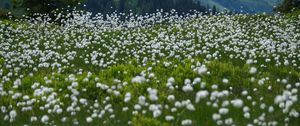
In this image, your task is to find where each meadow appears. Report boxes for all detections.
[0,11,299,125]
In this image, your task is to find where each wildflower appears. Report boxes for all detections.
[195,90,209,103]
[86,117,93,123]
[131,76,146,84]
[249,67,257,74]
[165,115,174,121]
[231,99,244,108]
[181,119,192,125]
[41,115,49,123]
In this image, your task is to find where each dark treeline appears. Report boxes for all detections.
[276,0,300,12]
[85,0,209,15]
[0,0,85,18]
[1,0,214,19]
[2,0,300,19]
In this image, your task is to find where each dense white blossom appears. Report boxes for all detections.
[0,9,299,126]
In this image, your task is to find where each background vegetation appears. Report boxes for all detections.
[0,0,299,19]
[276,0,300,13]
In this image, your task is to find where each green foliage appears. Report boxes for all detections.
[132,116,170,126]
[10,0,86,15]
[0,8,9,19]
[276,0,300,13]
[285,8,300,19]
[86,0,208,15]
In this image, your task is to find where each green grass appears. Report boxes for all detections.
[0,58,299,125]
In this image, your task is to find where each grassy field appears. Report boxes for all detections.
[0,12,300,126]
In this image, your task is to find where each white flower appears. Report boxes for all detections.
[186,104,195,111]
[182,84,193,92]
[212,113,221,120]
[138,96,146,105]
[131,76,146,84]
[124,92,131,103]
[219,108,229,115]
[181,119,192,126]
[147,88,158,101]
[56,108,63,114]
[165,115,174,121]
[197,65,207,75]
[274,96,285,104]
[193,77,201,84]
[184,79,191,85]
[243,106,250,112]
[241,90,248,96]
[41,115,49,123]
[9,110,17,120]
[231,99,243,108]
[222,78,229,84]
[86,117,93,123]
[195,90,209,103]
[122,107,129,112]
[211,84,218,90]
[167,95,175,101]
[249,67,257,74]
[244,112,250,119]
[61,117,67,122]
[268,106,274,113]
[167,77,175,83]
[30,116,38,122]
[153,110,161,118]
[225,118,233,125]
[134,104,142,110]
[246,59,254,64]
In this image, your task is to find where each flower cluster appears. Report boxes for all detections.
[0,10,299,125]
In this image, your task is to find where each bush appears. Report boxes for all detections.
[0,9,9,19]
[276,0,300,13]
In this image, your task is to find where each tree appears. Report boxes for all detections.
[276,0,300,13]
[85,0,208,15]
[4,2,11,9]
[212,5,217,14]
[119,0,125,13]
[85,0,116,14]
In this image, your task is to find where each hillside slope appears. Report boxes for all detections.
[0,13,300,125]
